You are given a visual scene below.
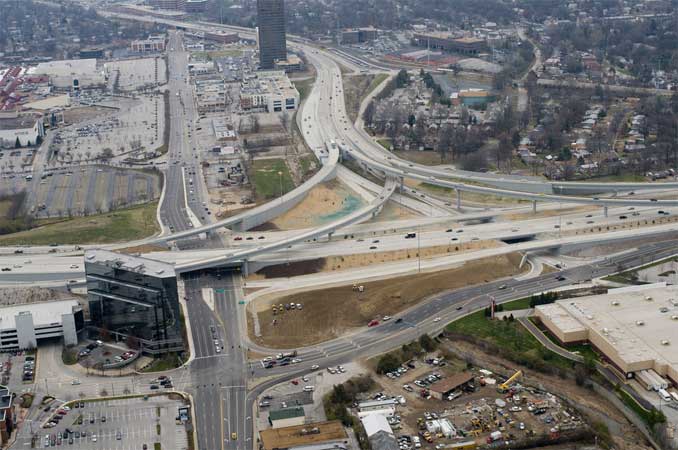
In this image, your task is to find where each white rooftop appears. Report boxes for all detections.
[0,299,79,331]
[29,59,99,77]
[361,414,392,437]
[538,283,678,375]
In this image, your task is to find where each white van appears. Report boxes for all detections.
[303,386,314,392]
[658,388,672,402]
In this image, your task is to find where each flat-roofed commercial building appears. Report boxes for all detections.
[240,70,299,113]
[0,385,14,445]
[0,112,44,148]
[28,59,106,90]
[260,420,347,450]
[257,0,287,69]
[341,27,378,44]
[0,299,82,350]
[535,284,678,384]
[131,35,166,53]
[274,55,304,73]
[84,250,183,355]
[205,31,240,44]
[412,33,487,55]
[185,0,207,12]
[152,0,186,10]
[269,406,305,428]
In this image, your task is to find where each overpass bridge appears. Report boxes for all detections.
[175,178,398,273]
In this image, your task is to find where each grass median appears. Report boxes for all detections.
[0,202,159,246]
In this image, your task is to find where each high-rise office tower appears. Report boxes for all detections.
[257,0,287,69]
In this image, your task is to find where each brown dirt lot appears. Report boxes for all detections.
[248,239,503,280]
[118,243,169,254]
[269,180,364,230]
[504,206,596,221]
[368,200,419,222]
[63,106,112,124]
[249,252,525,348]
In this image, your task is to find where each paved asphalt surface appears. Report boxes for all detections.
[247,239,678,379]
[183,272,248,450]
[7,24,678,450]
[159,31,239,450]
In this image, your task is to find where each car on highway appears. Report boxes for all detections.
[369,246,377,250]
[433,317,441,322]
[367,320,379,327]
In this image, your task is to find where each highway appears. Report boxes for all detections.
[9,12,678,450]
[244,239,678,377]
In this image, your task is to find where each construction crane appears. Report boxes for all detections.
[497,370,522,393]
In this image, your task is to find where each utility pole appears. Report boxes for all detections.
[417,227,421,273]
[278,171,283,203]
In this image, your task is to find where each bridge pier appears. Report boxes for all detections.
[328,231,333,241]
[532,200,537,214]
[456,189,461,210]
[604,205,608,217]
[242,259,249,277]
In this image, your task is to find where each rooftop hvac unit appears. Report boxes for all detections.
[661,340,670,346]
[586,315,593,320]
[645,296,653,301]
[602,327,609,334]
[672,316,678,321]
[660,307,669,313]
[636,320,645,326]
[611,301,620,306]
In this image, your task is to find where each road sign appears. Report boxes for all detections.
[215,288,225,293]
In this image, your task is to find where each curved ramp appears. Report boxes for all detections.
[176,178,397,272]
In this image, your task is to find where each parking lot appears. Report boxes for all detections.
[0,166,161,218]
[37,395,189,450]
[53,95,164,164]
[0,350,36,387]
[104,57,167,91]
[256,362,362,431]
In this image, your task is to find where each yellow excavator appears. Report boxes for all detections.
[497,370,522,393]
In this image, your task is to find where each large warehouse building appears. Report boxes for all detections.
[535,283,678,384]
[28,59,106,90]
[0,112,44,148]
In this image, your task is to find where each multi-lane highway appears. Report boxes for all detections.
[8,12,678,450]
[244,238,678,378]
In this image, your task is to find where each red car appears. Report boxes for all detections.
[234,236,243,241]
[291,380,299,385]
[368,320,380,327]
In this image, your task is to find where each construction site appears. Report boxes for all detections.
[365,356,590,450]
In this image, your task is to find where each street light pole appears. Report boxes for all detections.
[417,227,421,273]
[278,171,283,204]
